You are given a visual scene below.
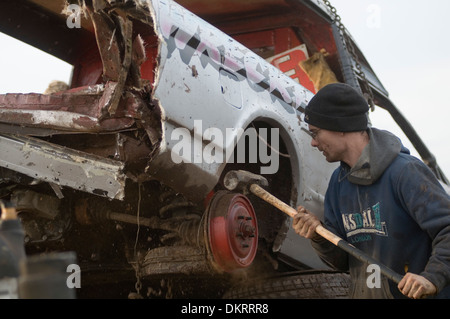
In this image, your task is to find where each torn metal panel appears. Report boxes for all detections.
[0,82,144,133]
[0,2,155,135]
[0,109,104,132]
[0,133,126,200]
[87,7,131,116]
[88,8,123,82]
[86,0,149,116]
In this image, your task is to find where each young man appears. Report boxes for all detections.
[293,83,450,299]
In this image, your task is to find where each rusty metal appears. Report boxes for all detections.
[103,210,202,241]
[0,82,146,133]
[83,191,259,275]
[78,199,204,246]
[207,191,258,272]
[0,133,126,200]
[10,189,61,220]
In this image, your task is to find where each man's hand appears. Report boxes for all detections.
[398,273,437,299]
[292,206,322,240]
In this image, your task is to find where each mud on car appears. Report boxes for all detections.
[0,0,447,298]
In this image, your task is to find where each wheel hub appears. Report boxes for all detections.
[207,191,258,272]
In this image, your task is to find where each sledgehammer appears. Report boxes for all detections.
[223,169,403,284]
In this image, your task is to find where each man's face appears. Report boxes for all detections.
[308,124,345,163]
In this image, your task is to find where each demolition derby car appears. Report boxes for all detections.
[0,0,447,298]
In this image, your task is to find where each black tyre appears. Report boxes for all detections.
[223,270,351,299]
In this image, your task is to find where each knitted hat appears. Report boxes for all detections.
[305,83,369,132]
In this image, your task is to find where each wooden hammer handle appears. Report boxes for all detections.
[249,184,341,244]
[249,184,403,284]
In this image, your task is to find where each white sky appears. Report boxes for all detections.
[331,0,450,180]
[0,0,448,180]
[0,33,73,94]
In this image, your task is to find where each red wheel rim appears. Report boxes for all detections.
[208,191,258,272]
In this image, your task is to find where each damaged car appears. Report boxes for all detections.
[0,0,447,298]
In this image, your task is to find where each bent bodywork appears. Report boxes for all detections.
[0,133,126,199]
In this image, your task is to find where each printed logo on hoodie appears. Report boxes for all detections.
[341,202,388,238]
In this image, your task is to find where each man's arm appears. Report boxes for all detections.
[396,160,450,297]
[293,206,349,272]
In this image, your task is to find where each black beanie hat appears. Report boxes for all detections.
[305,83,369,132]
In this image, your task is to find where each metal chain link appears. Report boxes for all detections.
[131,183,143,299]
[323,0,375,111]
[134,256,143,295]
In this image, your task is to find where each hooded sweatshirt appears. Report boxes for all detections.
[311,128,450,299]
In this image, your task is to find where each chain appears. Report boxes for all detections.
[127,257,143,298]
[323,0,375,111]
[134,257,143,295]
[128,183,143,299]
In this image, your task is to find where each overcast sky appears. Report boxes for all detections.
[0,0,448,180]
[330,0,450,180]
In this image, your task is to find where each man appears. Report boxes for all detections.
[293,83,450,299]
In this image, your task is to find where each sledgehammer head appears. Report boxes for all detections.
[223,170,268,192]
